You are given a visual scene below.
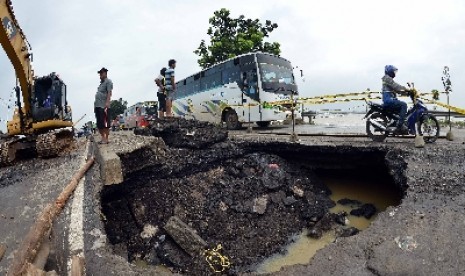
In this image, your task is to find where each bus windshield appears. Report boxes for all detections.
[259,63,295,87]
[144,104,157,115]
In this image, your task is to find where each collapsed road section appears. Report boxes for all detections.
[1,117,457,275]
[100,119,407,275]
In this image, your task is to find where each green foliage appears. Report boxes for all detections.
[438,119,465,128]
[109,98,127,120]
[431,89,440,101]
[194,8,281,69]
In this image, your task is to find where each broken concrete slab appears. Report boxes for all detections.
[94,144,123,185]
[163,216,207,257]
[94,132,167,182]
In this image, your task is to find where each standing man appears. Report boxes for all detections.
[164,59,176,117]
[155,67,167,118]
[94,67,113,144]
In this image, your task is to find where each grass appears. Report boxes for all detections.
[437,119,465,128]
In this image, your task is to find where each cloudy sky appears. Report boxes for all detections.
[1,0,464,130]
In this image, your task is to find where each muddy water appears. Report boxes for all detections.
[256,174,402,274]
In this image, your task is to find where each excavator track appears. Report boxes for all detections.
[36,129,75,158]
[36,132,59,158]
[0,140,15,166]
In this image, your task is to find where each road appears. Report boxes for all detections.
[0,124,464,275]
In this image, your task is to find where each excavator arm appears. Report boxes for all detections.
[0,0,34,129]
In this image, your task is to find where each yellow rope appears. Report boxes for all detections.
[254,91,464,115]
[203,244,231,273]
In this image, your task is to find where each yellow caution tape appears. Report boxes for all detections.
[223,91,463,114]
[422,99,465,115]
[261,91,453,107]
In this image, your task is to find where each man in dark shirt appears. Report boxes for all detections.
[94,67,113,144]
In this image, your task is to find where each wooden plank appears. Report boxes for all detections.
[24,262,46,276]
[7,157,94,276]
[71,255,85,276]
[0,244,6,262]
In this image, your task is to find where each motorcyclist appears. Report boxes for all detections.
[382,65,411,134]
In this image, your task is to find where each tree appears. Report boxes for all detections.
[109,98,128,120]
[431,89,440,101]
[194,8,281,69]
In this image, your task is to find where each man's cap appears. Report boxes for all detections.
[97,67,109,73]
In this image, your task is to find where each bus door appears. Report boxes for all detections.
[240,69,259,122]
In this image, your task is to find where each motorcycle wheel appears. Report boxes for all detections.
[366,112,388,142]
[418,114,440,143]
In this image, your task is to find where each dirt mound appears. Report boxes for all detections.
[134,118,228,149]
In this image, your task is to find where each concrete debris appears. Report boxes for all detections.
[292,185,305,197]
[140,224,159,239]
[252,195,269,215]
[219,201,228,212]
[163,216,207,257]
[336,227,360,238]
[337,198,363,206]
[268,163,279,170]
[283,196,298,206]
[414,135,426,148]
[394,236,418,251]
[350,203,377,219]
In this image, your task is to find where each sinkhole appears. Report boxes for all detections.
[100,141,406,275]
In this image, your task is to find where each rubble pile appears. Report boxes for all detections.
[134,118,228,149]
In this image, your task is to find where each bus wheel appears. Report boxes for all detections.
[225,109,241,130]
[256,121,271,128]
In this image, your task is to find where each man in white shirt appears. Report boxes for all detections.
[154,67,167,118]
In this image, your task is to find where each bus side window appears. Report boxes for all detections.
[243,70,259,101]
[242,72,248,89]
[193,79,200,93]
[222,68,231,84]
[213,71,221,88]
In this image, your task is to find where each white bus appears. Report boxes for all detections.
[172,52,300,129]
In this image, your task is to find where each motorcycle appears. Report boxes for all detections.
[364,83,440,143]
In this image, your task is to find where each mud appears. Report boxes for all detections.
[101,119,406,275]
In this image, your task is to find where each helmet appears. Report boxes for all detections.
[385,65,398,78]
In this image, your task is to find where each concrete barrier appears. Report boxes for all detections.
[93,132,167,185]
[94,143,123,185]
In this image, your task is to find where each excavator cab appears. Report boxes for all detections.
[31,73,70,123]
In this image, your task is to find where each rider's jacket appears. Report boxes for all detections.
[382,75,407,103]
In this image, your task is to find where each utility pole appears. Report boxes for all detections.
[289,90,299,142]
[442,66,454,141]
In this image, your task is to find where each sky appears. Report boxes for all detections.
[1,0,465,130]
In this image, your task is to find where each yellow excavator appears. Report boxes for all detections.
[0,0,74,165]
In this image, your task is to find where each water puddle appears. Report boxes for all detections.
[256,174,401,274]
